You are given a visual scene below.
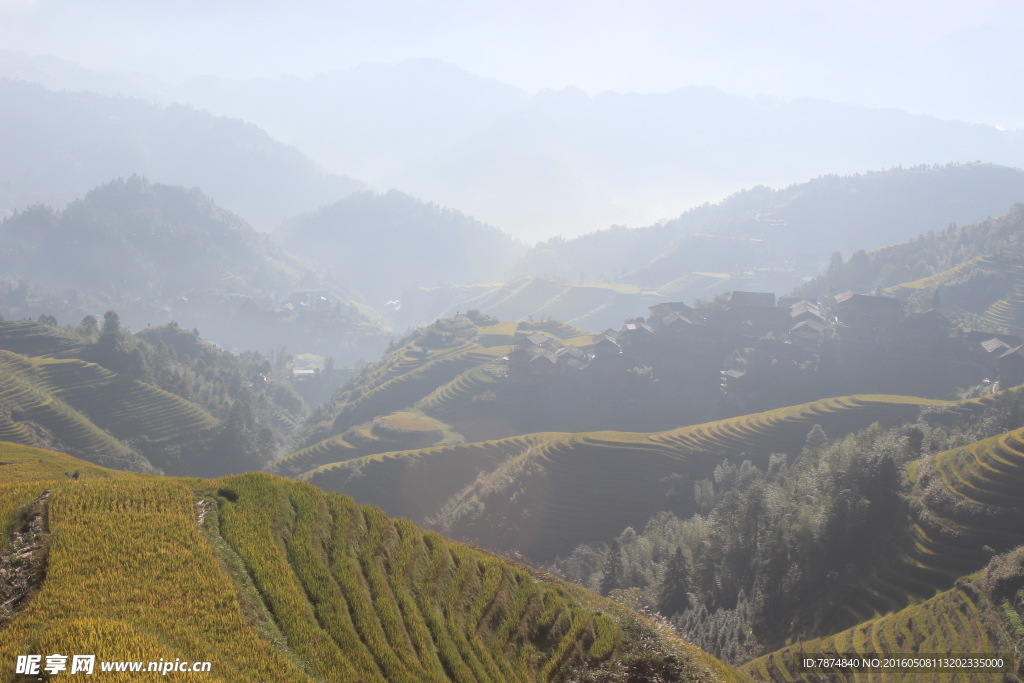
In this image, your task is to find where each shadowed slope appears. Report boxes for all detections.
[302,395,949,561]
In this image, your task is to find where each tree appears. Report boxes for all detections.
[102,310,121,337]
[600,539,625,595]
[78,315,99,337]
[659,547,691,617]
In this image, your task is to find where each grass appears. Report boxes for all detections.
[0,442,746,682]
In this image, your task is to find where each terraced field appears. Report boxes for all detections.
[303,394,949,561]
[275,411,464,476]
[0,320,86,357]
[0,443,746,683]
[985,277,1024,333]
[883,254,997,295]
[31,356,217,444]
[789,417,1024,642]
[327,342,511,438]
[0,350,137,468]
[743,562,1021,682]
[876,253,1024,333]
[0,348,217,471]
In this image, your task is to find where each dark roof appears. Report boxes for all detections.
[661,312,693,328]
[790,300,822,318]
[529,350,558,365]
[621,322,654,334]
[791,319,826,334]
[649,301,695,314]
[835,291,903,310]
[526,332,551,346]
[778,297,816,308]
[730,291,776,307]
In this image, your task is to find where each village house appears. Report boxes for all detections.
[834,291,904,351]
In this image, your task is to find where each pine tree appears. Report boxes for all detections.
[658,547,690,617]
[600,539,625,596]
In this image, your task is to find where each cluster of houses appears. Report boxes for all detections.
[503,289,1021,395]
[507,332,591,379]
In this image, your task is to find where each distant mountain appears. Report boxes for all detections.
[0,177,388,362]
[512,164,1024,306]
[2,176,312,298]
[170,61,1024,240]
[0,79,365,230]
[276,190,525,312]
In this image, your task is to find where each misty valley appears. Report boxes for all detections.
[4,29,1024,683]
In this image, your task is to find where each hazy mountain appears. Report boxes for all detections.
[513,164,1024,301]
[0,177,388,361]
[0,79,365,230]
[0,49,162,101]
[276,189,525,312]
[171,61,1024,240]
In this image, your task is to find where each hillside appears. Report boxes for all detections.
[0,441,747,683]
[298,394,949,562]
[402,277,665,336]
[512,165,1024,305]
[793,205,1024,301]
[0,177,388,363]
[276,190,525,315]
[0,319,312,477]
[743,548,1024,682]
[0,79,364,230]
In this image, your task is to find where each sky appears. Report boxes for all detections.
[2,0,1024,129]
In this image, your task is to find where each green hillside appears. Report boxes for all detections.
[743,548,1024,682]
[0,442,748,683]
[297,317,567,448]
[0,344,217,473]
[0,319,312,476]
[300,394,949,561]
[793,206,1024,315]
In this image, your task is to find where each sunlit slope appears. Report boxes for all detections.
[274,410,463,477]
[326,341,509,437]
[447,277,660,330]
[743,549,1024,683]
[0,347,217,471]
[303,395,948,561]
[297,318,593,452]
[0,444,748,683]
[0,441,135,484]
[0,321,86,358]
[883,253,1024,332]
